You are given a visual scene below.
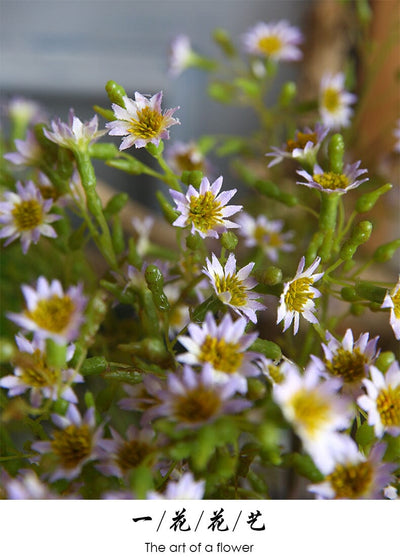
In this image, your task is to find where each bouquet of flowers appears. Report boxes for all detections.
[0,8,399,500]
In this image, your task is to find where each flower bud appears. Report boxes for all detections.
[145,265,170,312]
[254,266,282,286]
[156,191,179,224]
[103,192,129,218]
[146,140,164,157]
[181,170,203,188]
[80,356,109,376]
[212,28,236,57]
[340,286,360,302]
[105,80,127,107]
[375,351,396,373]
[107,157,146,175]
[373,238,400,263]
[279,81,297,107]
[89,143,119,160]
[355,183,392,213]
[221,231,239,251]
[339,220,373,260]
[328,133,345,174]
[186,233,203,251]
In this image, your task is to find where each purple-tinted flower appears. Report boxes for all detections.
[311,329,379,395]
[7,276,87,344]
[166,140,209,174]
[168,35,194,77]
[0,180,61,254]
[0,335,82,407]
[4,129,42,166]
[145,364,250,428]
[242,20,303,62]
[297,161,368,195]
[32,405,105,482]
[266,123,329,168]
[203,252,265,323]
[44,109,106,150]
[1,469,59,500]
[308,440,397,499]
[381,276,400,340]
[236,212,294,262]
[96,425,157,478]
[170,176,242,239]
[106,91,180,150]
[177,312,259,393]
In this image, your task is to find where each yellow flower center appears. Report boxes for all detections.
[12,199,43,231]
[313,172,350,191]
[16,349,58,388]
[268,232,283,248]
[116,440,152,472]
[290,388,330,437]
[267,364,285,384]
[173,386,222,423]
[215,273,248,307]
[257,35,282,56]
[128,106,164,139]
[188,191,223,233]
[376,386,400,428]
[285,277,314,313]
[324,348,368,384]
[327,461,373,498]
[51,424,92,469]
[175,150,204,172]
[199,335,243,373]
[286,132,317,152]
[26,295,75,334]
[322,87,341,112]
[391,288,400,319]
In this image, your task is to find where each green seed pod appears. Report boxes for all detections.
[254,266,283,286]
[181,170,203,188]
[375,351,396,373]
[279,81,297,107]
[356,183,392,213]
[186,233,203,251]
[350,303,365,316]
[340,286,360,302]
[212,28,236,57]
[80,356,109,376]
[328,133,345,174]
[156,191,179,224]
[339,220,373,260]
[105,80,127,106]
[355,281,386,304]
[103,192,129,219]
[373,238,400,263]
[89,143,119,160]
[221,231,239,251]
[250,338,282,361]
[107,157,146,175]
[145,265,170,312]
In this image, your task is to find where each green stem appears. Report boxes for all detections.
[317,193,340,262]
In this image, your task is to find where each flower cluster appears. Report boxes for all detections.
[0,14,398,502]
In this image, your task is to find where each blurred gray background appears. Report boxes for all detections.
[1,0,311,205]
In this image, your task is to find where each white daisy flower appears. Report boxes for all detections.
[297,160,368,195]
[1,469,59,500]
[203,252,265,323]
[166,140,208,174]
[308,440,396,499]
[147,471,205,500]
[381,276,400,340]
[277,256,324,335]
[266,123,329,168]
[272,361,354,473]
[44,109,106,150]
[170,176,242,239]
[311,328,379,393]
[0,335,82,407]
[168,35,194,77]
[106,91,180,150]
[32,404,105,482]
[236,212,294,262]
[0,180,61,254]
[177,312,259,393]
[358,360,400,438]
[242,20,303,62]
[319,72,357,130]
[7,276,87,344]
